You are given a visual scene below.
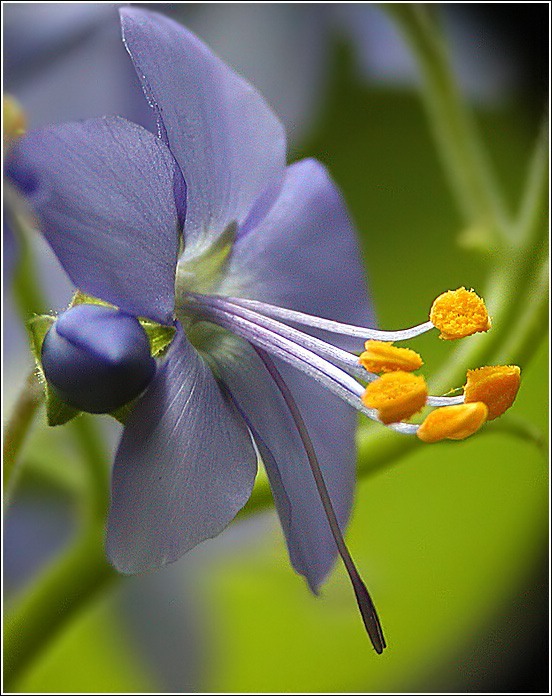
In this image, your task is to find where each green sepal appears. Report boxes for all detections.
[139,319,176,357]
[70,290,112,309]
[109,398,139,426]
[27,313,55,359]
[44,387,81,427]
[26,314,82,426]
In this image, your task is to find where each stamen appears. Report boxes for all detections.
[187,296,419,435]
[417,402,488,443]
[430,287,491,340]
[427,394,465,407]
[464,365,521,420]
[188,293,371,380]
[218,295,435,341]
[254,347,386,654]
[359,340,423,373]
[362,372,428,424]
[190,299,372,408]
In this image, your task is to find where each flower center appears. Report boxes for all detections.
[175,222,237,300]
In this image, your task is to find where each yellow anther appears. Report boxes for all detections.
[359,340,423,373]
[430,287,491,340]
[417,402,488,443]
[362,371,428,424]
[3,95,27,151]
[464,365,521,420]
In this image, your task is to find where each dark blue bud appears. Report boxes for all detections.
[41,304,156,414]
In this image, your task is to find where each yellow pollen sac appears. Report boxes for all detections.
[359,340,423,373]
[430,287,491,340]
[417,402,488,443]
[464,365,521,420]
[3,95,27,151]
[362,371,428,424]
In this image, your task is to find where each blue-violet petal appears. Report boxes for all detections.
[216,338,356,591]
[107,327,257,574]
[120,7,286,251]
[222,157,375,352]
[8,116,181,324]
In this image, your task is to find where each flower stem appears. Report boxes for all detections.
[9,204,49,318]
[386,4,510,236]
[515,115,549,248]
[3,370,45,503]
[3,519,119,691]
[69,415,111,520]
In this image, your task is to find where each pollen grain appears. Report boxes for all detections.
[417,402,488,443]
[464,365,521,420]
[430,287,491,340]
[359,340,423,373]
[362,371,428,424]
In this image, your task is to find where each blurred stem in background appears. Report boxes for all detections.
[4,205,114,688]
[385,4,512,240]
[3,5,548,690]
[3,370,44,503]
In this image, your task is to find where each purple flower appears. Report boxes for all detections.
[9,6,521,655]
[12,6,373,591]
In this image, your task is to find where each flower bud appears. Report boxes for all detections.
[41,304,156,414]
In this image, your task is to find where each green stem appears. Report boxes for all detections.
[492,257,549,368]
[4,206,50,506]
[69,415,110,519]
[9,205,49,318]
[6,206,111,510]
[3,370,45,502]
[430,248,546,394]
[386,4,510,235]
[488,414,548,454]
[3,520,119,691]
[428,121,548,394]
[243,391,548,518]
[515,115,549,247]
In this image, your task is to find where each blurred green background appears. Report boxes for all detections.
[4,3,548,693]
